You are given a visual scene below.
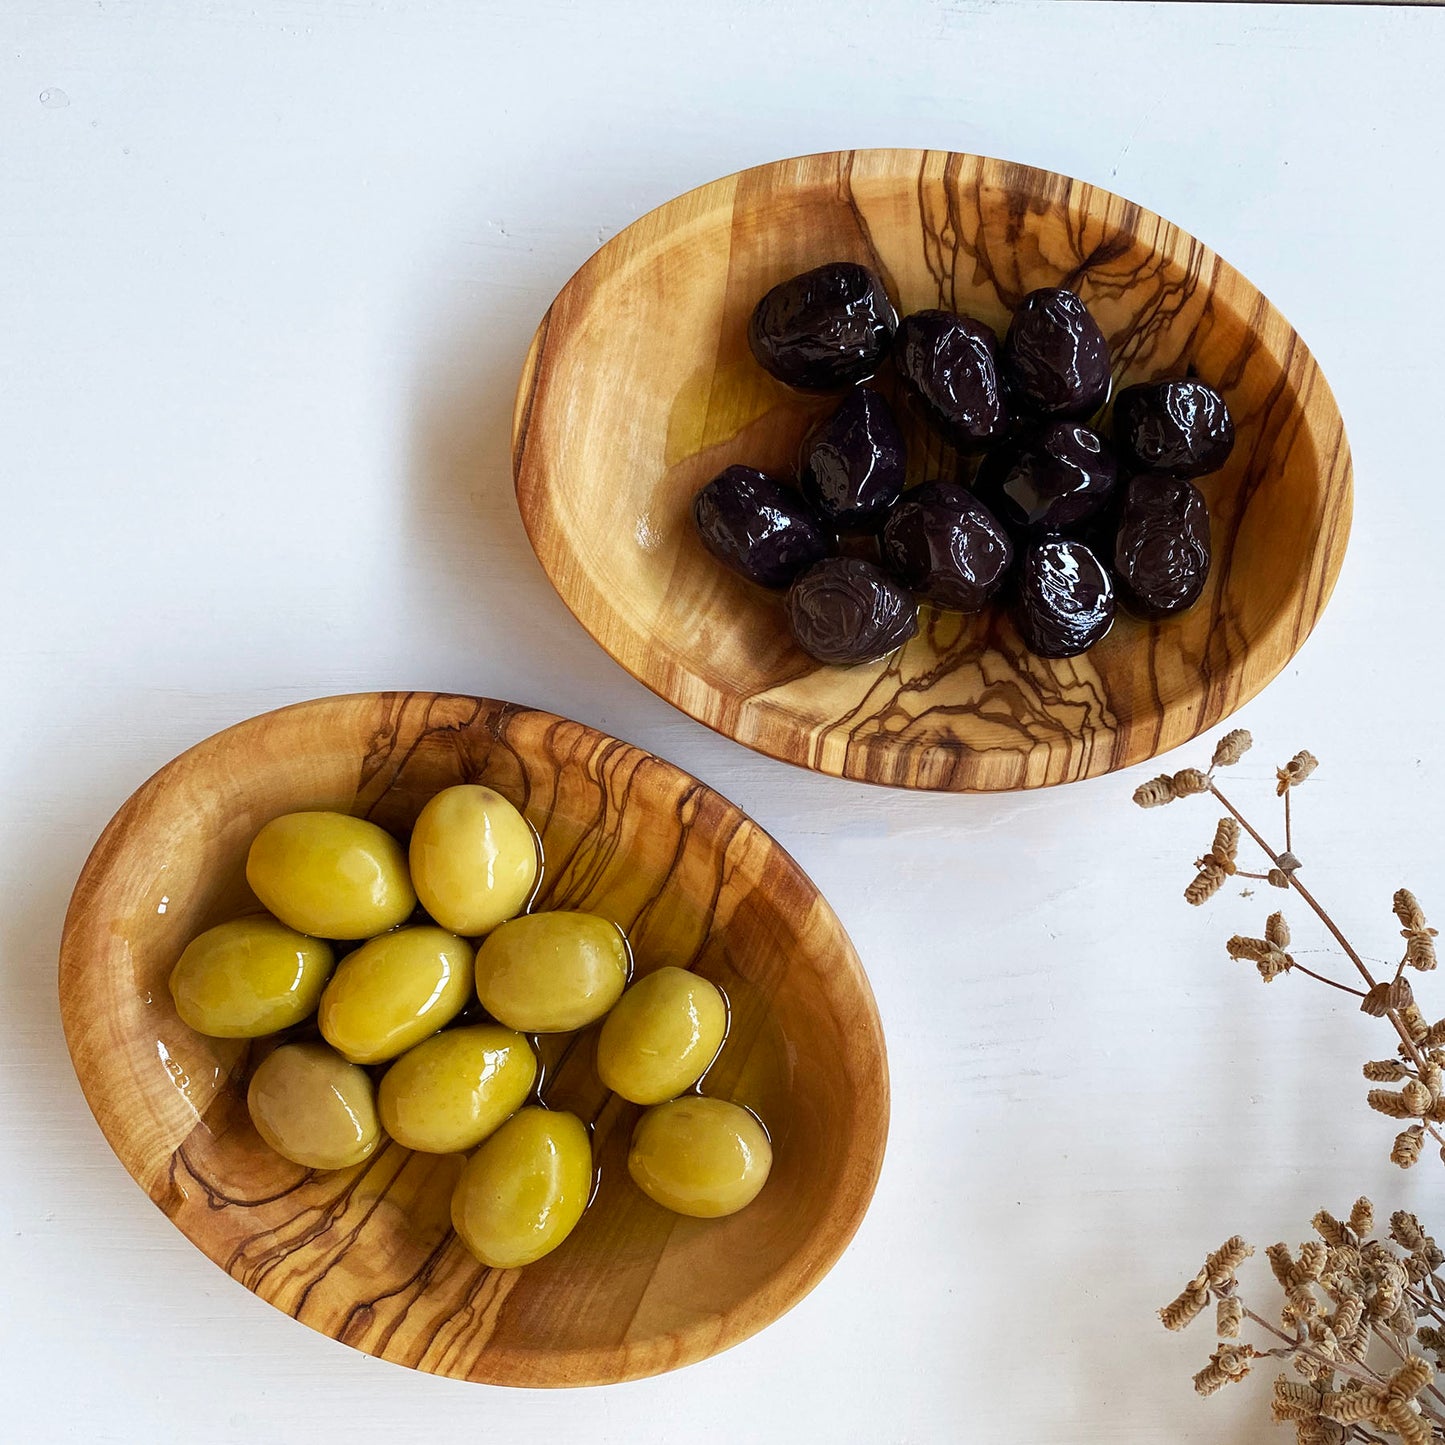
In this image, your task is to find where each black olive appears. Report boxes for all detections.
[976,422,1117,535]
[692,465,832,589]
[785,557,918,665]
[881,481,1013,613]
[1113,379,1235,479]
[894,310,1010,449]
[1001,287,1111,419]
[800,389,906,533]
[1113,475,1212,619]
[1015,537,1116,658]
[747,262,898,391]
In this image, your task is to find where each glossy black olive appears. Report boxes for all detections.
[894,310,1010,449]
[747,262,898,391]
[785,557,918,665]
[977,422,1117,535]
[1113,379,1235,479]
[1015,538,1116,658]
[1113,475,1212,618]
[692,465,831,589]
[1002,287,1111,419]
[800,389,906,533]
[881,481,1013,613]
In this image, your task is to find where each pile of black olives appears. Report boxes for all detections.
[691,260,1236,664]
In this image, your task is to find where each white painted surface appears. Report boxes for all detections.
[4,2,1444,1439]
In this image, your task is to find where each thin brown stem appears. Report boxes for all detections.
[1242,1305,1380,1383]
[1408,1283,1445,1323]
[1289,962,1369,998]
[1285,787,1294,855]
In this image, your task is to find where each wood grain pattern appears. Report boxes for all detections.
[57,693,888,1386]
[512,149,1354,790]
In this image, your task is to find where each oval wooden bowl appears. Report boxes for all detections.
[513,149,1353,790]
[58,692,888,1386]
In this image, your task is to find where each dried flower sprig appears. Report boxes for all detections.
[1163,1202,1445,1442]
[1135,733,1445,1171]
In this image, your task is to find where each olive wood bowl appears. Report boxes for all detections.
[512,148,1352,790]
[58,692,888,1386]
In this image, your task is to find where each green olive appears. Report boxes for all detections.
[450,1107,593,1268]
[409,784,539,937]
[627,1097,772,1218]
[596,966,727,1105]
[245,811,416,939]
[169,916,334,1038]
[473,911,629,1033]
[318,925,473,1064]
[247,1041,382,1170]
[378,1025,536,1154]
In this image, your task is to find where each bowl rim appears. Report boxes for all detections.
[511,146,1355,792]
[57,690,891,1386]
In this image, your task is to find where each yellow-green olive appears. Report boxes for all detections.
[408,784,538,937]
[628,1097,772,1218]
[450,1107,592,1268]
[473,911,629,1033]
[247,1041,382,1170]
[318,925,473,1064]
[378,1025,536,1154]
[245,811,415,939]
[169,916,334,1038]
[596,966,727,1105]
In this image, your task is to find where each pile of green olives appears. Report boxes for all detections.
[169,784,773,1270]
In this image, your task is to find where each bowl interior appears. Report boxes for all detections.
[59,693,887,1386]
[514,149,1352,789]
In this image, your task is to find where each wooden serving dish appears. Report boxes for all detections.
[513,149,1353,790]
[58,693,887,1386]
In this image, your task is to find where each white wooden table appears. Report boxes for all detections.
[5,2,1444,1439]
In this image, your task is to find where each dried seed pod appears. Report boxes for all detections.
[1160,1275,1210,1331]
[1209,817,1240,871]
[1362,978,1414,1017]
[1133,773,1177,808]
[1193,1344,1255,1397]
[1185,862,1226,906]
[1369,1089,1418,1120]
[1394,889,1439,972]
[1211,729,1253,769]
[1276,750,1320,795]
[1363,1060,1411,1083]
[1205,1236,1254,1285]
[1400,1003,1430,1042]
[1173,768,1209,796]
[1392,1126,1425,1167]
[1391,1212,1427,1252]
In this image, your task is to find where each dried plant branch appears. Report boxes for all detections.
[1135,734,1445,1167]
[1143,733,1445,1441]
[1164,1202,1445,1440]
